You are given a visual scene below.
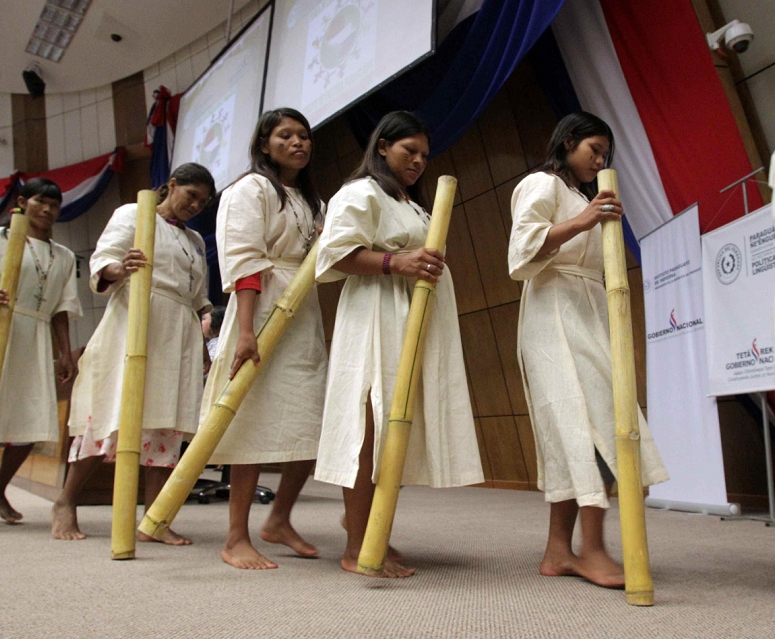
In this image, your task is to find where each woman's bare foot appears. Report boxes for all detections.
[222,537,278,570]
[260,520,318,557]
[137,528,192,546]
[574,550,625,588]
[340,513,404,563]
[51,502,86,540]
[539,548,580,578]
[341,552,416,578]
[0,495,22,523]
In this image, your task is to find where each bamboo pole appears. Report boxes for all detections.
[138,241,321,540]
[111,191,157,560]
[0,211,29,381]
[357,176,458,576]
[598,169,654,606]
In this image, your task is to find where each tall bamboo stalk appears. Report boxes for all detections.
[599,169,654,606]
[357,175,458,576]
[111,191,157,560]
[138,242,321,540]
[0,212,29,381]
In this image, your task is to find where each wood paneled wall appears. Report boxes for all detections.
[11,94,48,173]
[310,59,648,491]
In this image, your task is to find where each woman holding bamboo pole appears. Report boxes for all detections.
[202,108,327,570]
[51,163,215,542]
[0,178,81,523]
[315,111,483,578]
[508,112,668,588]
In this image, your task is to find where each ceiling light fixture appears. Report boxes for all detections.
[25,0,93,63]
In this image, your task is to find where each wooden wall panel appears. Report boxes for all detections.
[112,72,147,148]
[422,150,462,207]
[459,310,512,417]
[464,190,521,307]
[514,415,537,487]
[479,416,530,488]
[473,418,493,483]
[478,91,528,187]
[445,204,487,315]
[488,302,529,416]
[449,125,493,202]
[495,175,525,239]
[11,94,48,173]
[317,282,341,341]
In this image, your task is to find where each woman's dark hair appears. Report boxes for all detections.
[209,305,226,337]
[540,112,615,200]
[156,162,216,204]
[246,108,322,221]
[349,111,429,209]
[20,177,63,204]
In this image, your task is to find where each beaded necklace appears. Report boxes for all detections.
[26,237,55,311]
[286,191,316,256]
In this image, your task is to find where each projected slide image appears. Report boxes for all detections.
[264,0,434,128]
[171,9,270,192]
[192,93,236,189]
[302,1,377,111]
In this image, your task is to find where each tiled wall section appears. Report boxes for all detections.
[0,93,13,177]
[310,61,649,491]
[142,0,267,110]
[45,85,116,170]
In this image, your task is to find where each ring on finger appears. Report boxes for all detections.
[427,263,431,271]
[600,204,615,212]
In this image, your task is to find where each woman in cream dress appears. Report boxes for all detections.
[508,112,668,588]
[316,111,483,578]
[51,163,215,543]
[204,108,327,570]
[0,178,81,524]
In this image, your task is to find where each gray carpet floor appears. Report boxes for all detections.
[2,474,774,639]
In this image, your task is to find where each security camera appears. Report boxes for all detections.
[706,19,754,54]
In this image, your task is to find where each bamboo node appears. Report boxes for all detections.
[628,431,641,440]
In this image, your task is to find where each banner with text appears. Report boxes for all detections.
[702,204,775,396]
[641,205,729,509]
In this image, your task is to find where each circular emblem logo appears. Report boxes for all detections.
[715,243,742,285]
[320,5,360,69]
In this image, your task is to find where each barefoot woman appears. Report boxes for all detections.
[0,179,81,524]
[315,111,483,578]
[203,108,327,569]
[52,163,215,543]
[508,112,668,588]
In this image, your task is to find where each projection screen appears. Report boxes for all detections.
[171,6,272,193]
[263,0,436,128]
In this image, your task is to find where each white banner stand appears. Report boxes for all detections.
[641,205,735,516]
[702,194,775,526]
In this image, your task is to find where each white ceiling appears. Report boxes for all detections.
[0,0,254,94]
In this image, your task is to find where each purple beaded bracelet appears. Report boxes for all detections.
[382,252,393,275]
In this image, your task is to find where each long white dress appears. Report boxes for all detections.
[202,173,327,465]
[0,230,82,443]
[508,171,668,508]
[69,204,211,455]
[314,177,484,489]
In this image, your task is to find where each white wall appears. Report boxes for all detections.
[45,86,116,170]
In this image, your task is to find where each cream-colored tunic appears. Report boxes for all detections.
[314,178,484,489]
[69,204,211,441]
[509,172,668,508]
[203,173,327,465]
[0,231,82,442]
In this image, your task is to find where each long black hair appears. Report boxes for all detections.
[156,162,216,204]
[348,111,429,209]
[540,112,615,200]
[246,108,322,220]
[19,177,63,204]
